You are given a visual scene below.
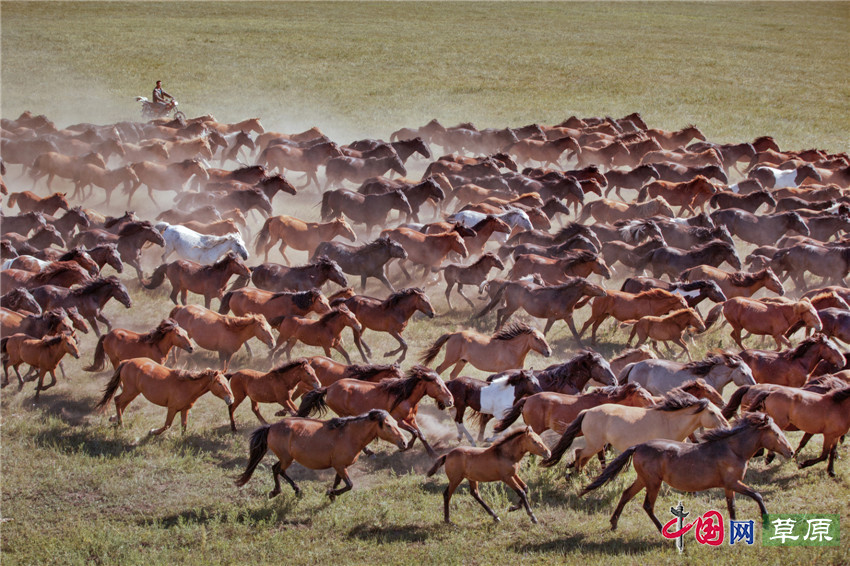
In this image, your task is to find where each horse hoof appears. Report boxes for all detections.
[274,409,287,417]
[493,516,501,523]
[268,489,280,499]
[531,516,539,525]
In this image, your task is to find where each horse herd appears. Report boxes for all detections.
[2,108,850,532]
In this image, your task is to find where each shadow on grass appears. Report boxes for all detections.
[33,426,135,458]
[518,533,666,555]
[347,521,437,543]
[143,500,313,529]
[23,389,99,426]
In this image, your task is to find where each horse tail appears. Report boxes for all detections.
[143,263,168,290]
[296,387,329,418]
[784,320,805,338]
[493,398,527,433]
[703,303,724,332]
[576,201,593,223]
[95,362,125,412]
[540,412,586,468]
[573,294,594,311]
[0,336,8,361]
[6,192,18,209]
[320,192,333,221]
[722,385,751,420]
[426,454,447,477]
[473,284,506,320]
[84,335,108,372]
[234,425,270,487]
[579,446,636,497]
[619,362,637,383]
[219,291,234,314]
[746,389,773,414]
[254,217,273,255]
[636,185,649,202]
[420,333,451,367]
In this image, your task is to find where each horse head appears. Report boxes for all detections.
[369,410,408,450]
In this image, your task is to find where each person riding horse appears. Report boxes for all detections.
[152,80,173,112]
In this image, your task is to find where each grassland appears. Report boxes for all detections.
[2,2,850,565]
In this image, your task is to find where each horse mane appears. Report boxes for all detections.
[471,215,499,231]
[346,363,400,380]
[598,382,645,402]
[277,289,321,310]
[175,368,219,382]
[700,413,771,442]
[692,239,733,253]
[611,347,652,364]
[471,253,499,268]
[492,322,535,341]
[727,269,765,287]
[830,386,850,403]
[651,391,709,412]
[683,353,736,376]
[140,318,180,344]
[378,365,437,411]
[57,248,85,262]
[40,334,66,347]
[35,262,82,279]
[362,237,394,252]
[70,276,119,297]
[312,255,337,271]
[118,221,154,237]
[787,334,829,360]
[538,351,599,389]
[637,288,677,300]
[384,288,423,309]
[490,428,529,453]
[327,409,390,430]
[318,308,346,324]
[269,358,309,377]
[560,250,598,266]
[212,251,240,269]
[555,223,592,241]
[228,314,263,329]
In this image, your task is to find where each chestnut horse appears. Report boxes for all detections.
[737,333,845,386]
[235,409,407,500]
[426,427,551,524]
[704,297,821,350]
[624,308,706,360]
[297,365,453,457]
[7,191,69,215]
[508,251,611,285]
[254,215,356,264]
[84,318,194,372]
[636,176,717,215]
[421,322,552,379]
[493,382,656,435]
[381,227,468,279]
[332,287,434,363]
[226,358,321,430]
[293,356,403,399]
[2,263,92,290]
[169,305,275,370]
[580,413,791,531]
[95,358,234,435]
[270,305,364,364]
[219,288,331,322]
[679,265,785,299]
[578,288,688,344]
[144,252,250,308]
[0,332,80,398]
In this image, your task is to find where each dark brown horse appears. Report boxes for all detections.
[637,240,742,280]
[144,252,251,308]
[30,276,132,336]
[69,221,165,281]
[710,209,809,247]
[312,237,408,292]
[440,253,505,309]
[320,189,412,238]
[240,257,350,293]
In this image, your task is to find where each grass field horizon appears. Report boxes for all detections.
[2,2,850,565]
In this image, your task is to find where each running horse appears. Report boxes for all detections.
[679,265,785,299]
[332,287,434,363]
[381,228,468,279]
[312,237,408,292]
[69,221,165,282]
[578,288,689,344]
[508,251,611,285]
[297,365,453,458]
[7,191,69,215]
[321,189,412,238]
[235,409,407,501]
[30,276,132,336]
[84,318,194,372]
[292,356,403,399]
[446,370,542,445]
[95,358,234,435]
[736,333,845,386]
[704,297,822,350]
[155,222,249,264]
[421,322,552,380]
[624,308,707,360]
[219,287,332,321]
[225,358,321,430]
[636,240,742,280]
[324,154,407,188]
[257,140,343,189]
[243,257,349,293]
[126,158,209,207]
[426,427,551,524]
[580,413,792,530]
[620,352,755,395]
[269,305,364,364]
[254,215,356,264]
[143,252,250,308]
[636,176,718,215]
[440,253,505,310]
[2,263,92,290]
[0,332,80,398]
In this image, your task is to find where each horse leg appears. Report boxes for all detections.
[95,312,113,333]
[180,408,190,434]
[504,475,537,524]
[793,433,813,457]
[39,369,59,391]
[443,477,462,524]
[402,417,436,458]
[729,479,767,516]
[280,466,301,497]
[332,342,353,365]
[455,284,476,309]
[243,341,254,359]
[268,461,283,498]
[799,436,836,475]
[444,282,455,311]
[327,468,353,500]
[449,360,468,380]
[672,337,692,361]
[609,477,645,531]
[479,414,495,443]
[150,407,178,435]
[33,370,48,401]
[724,489,738,521]
[565,314,584,346]
[730,327,746,350]
[456,419,476,446]
[383,331,407,362]
[642,480,664,532]
[377,273,396,293]
[250,400,268,425]
[468,480,500,523]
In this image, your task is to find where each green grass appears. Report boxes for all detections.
[3,2,850,565]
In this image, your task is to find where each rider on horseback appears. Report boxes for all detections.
[152,80,173,112]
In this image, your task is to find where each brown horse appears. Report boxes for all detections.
[270,305,364,364]
[578,197,675,225]
[637,240,742,280]
[0,332,80,398]
[243,258,349,293]
[84,318,194,372]
[426,427,551,524]
[69,221,165,281]
[0,307,82,340]
[258,140,342,189]
[298,366,454,457]
[30,276,132,336]
[127,159,208,206]
[2,263,92,290]
[0,288,42,315]
[579,289,689,343]
[322,189,412,238]
[7,191,69,215]
[169,305,275,370]
[494,382,656,435]
[254,215,356,264]
[609,347,658,379]
[421,322,552,379]
[235,409,407,500]
[705,297,821,350]
[508,251,611,285]
[219,287,332,323]
[446,370,543,445]
[440,253,505,310]
[293,356,403,400]
[226,359,321,429]
[332,287,434,363]
[636,176,717,215]
[625,308,706,360]
[144,252,250,309]
[580,413,792,531]
[645,125,706,150]
[381,227,468,279]
[72,164,140,205]
[95,358,234,435]
[679,265,785,299]
[737,333,845,386]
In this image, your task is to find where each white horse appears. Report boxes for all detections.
[155,222,249,265]
[447,209,533,242]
